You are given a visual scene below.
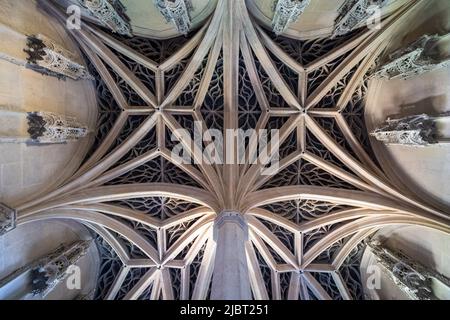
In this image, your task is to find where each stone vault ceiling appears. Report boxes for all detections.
[15,0,450,300]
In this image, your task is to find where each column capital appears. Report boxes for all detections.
[213,211,248,241]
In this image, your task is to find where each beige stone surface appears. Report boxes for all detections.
[365,0,450,207]
[0,0,97,206]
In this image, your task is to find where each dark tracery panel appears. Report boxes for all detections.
[265,29,360,66]
[253,244,273,300]
[261,159,356,190]
[252,51,289,108]
[111,197,199,220]
[189,241,208,298]
[307,54,350,94]
[262,199,348,225]
[311,272,343,300]
[104,63,147,106]
[105,156,201,188]
[176,56,209,106]
[169,268,182,300]
[314,117,358,159]
[108,46,156,94]
[166,218,200,248]
[112,34,190,64]
[116,267,151,300]
[93,234,123,300]
[258,218,295,256]
[238,52,262,132]
[201,51,224,132]
[342,78,379,166]
[83,58,122,161]
[338,242,365,300]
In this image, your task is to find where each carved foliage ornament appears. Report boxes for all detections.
[82,0,132,36]
[154,0,193,35]
[24,35,93,80]
[373,34,450,80]
[271,0,311,35]
[27,112,89,144]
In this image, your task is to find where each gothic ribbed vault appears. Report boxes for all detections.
[14,0,450,300]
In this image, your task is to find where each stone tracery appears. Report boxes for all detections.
[6,0,450,300]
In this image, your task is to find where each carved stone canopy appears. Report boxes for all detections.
[26,112,89,144]
[0,240,91,298]
[271,0,311,36]
[373,34,450,80]
[24,35,93,80]
[81,0,132,36]
[371,114,440,146]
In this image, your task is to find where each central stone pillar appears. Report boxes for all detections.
[210,211,252,300]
